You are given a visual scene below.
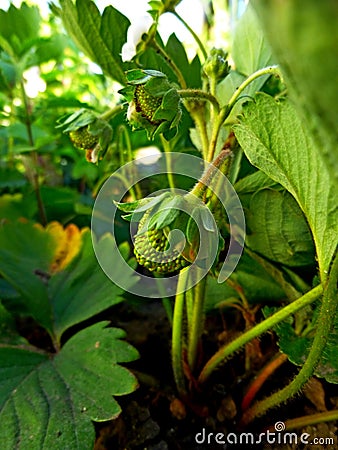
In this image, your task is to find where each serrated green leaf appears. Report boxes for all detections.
[234,94,338,278]
[0,221,138,344]
[246,189,315,267]
[57,0,129,84]
[0,322,139,450]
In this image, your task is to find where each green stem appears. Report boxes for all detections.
[172,11,208,60]
[197,284,323,385]
[206,65,280,162]
[191,148,232,198]
[20,80,47,225]
[226,65,280,115]
[283,410,338,430]
[187,274,207,372]
[151,39,187,89]
[240,251,338,425]
[99,104,124,121]
[191,112,209,160]
[117,125,142,200]
[172,267,190,396]
[161,136,176,190]
[177,89,220,113]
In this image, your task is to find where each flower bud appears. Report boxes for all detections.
[203,48,231,82]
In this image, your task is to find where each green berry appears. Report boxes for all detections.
[134,85,163,125]
[134,210,188,273]
[69,126,98,150]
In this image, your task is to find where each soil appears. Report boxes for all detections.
[91,300,338,450]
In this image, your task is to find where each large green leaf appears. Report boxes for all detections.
[234,94,338,279]
[0,322,139,450]
[252,0,338,191]
[54,0,130,85]
[0,221,138,344]
[245,189,315,267]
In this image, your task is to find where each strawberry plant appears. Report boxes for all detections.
[0,0,338,448]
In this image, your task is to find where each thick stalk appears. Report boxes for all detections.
[172,267,190,396]
[240,251,338,425]
[160,135,176,190]
[177,89,220,113]
[187,274,207,371]
[197,284,323,385]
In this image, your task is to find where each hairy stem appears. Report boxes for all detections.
[198,284,323,385]
[241,353,288,410]
[283,410,338,430]
[240,251,338,425]
[206,65,280,162]
[172,267,190,396]
[178,89,220,113]
[187,274,207,372]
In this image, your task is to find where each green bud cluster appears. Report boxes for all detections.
[203,48,230,82]
[134,209,189,273]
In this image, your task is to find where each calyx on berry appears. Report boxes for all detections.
[57,109,112,163]
[115,191,218,274]
[120,69,181,140]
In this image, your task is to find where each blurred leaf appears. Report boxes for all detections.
[217,4,276,113]
[0,168,27,190]
[0,194,37,220]
[54,0,130,85]
[0,322,139,449]
[252,0,338,190]
[234,94,338,278]
[245,189,315,267]
[0,3,41,58]
[0,221,138,344]
[232,4,275,76]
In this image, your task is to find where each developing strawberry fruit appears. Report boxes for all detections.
[69,126,98,150]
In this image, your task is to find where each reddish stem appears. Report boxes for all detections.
[241,352,288,411]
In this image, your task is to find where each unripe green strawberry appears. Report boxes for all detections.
[134,209,189,273]
[69,126,98,150]
[134,85,163,125]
